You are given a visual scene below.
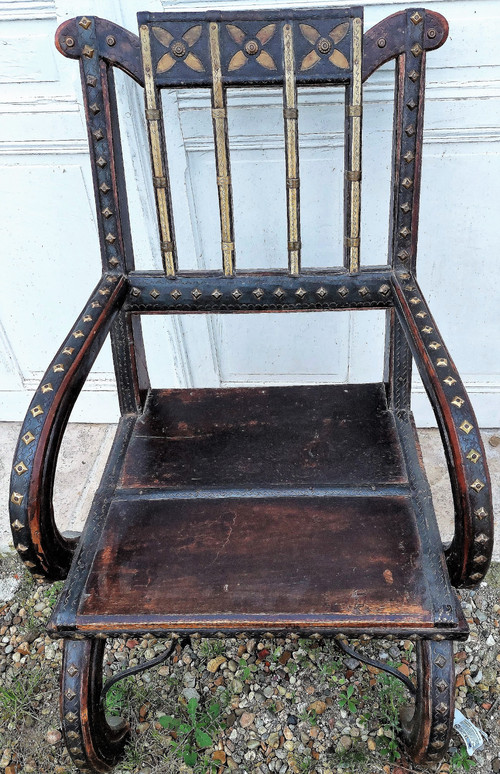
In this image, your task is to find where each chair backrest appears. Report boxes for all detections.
[55,7,448,411]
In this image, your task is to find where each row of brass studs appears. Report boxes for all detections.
[10,279,113,574]
[78,17,122,272]
[426,642,453,760]
[394,11,424,268]
[402,280,490,581]
[131,283,393,302]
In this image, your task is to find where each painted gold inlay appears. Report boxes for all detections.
[348,18,362,274]
[210,22,235,276]
[283,23,300,276]
[140,24,176,276]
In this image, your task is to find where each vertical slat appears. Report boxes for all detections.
[283,22,300,276]
[209,22,235,276]
[345,16,363,274]
[140,24,176,277]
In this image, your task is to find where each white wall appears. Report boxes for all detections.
[0,0,499,427]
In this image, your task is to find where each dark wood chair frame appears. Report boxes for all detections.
[9,7,493,772]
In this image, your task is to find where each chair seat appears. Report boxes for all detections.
[51,383,465,638]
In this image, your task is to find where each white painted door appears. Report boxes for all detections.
[1,0,498,426]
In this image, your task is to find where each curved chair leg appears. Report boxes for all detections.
[61,638,130,773]
[400,639,455,765]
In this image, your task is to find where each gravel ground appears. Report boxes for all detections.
[0,552,499,774]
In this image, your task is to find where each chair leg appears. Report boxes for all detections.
[400,639,455,765]
[61,638,130,773]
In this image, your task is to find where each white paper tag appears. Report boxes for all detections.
[453,709,488,755]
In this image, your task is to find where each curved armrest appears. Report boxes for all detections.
[9,274,127,581]
[392,273,493,588]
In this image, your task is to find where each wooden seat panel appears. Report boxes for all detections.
[119,384,407,490]
[77,493,453,632]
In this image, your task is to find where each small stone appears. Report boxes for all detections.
[182,687,200,703]
[287,714,298,726]
[367,738,377,751]
[207,655,226,673]
[486,634,495,647]
[240,712,255,728]
[212,750,226,763]
[492,758,500,773]
[0,750,11,767]
[338,735,352,751]
[46,728,62,744]
[267,732,280,749]
[263,686,274,698]
[283,726,293,740]
[307,700,327,715]
[344,658,360,670]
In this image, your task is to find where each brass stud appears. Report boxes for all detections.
[192,289,202,300]
[402,178,413,189]
[398,249,410,262]
[358,286,369,297]
[99,182,110,193]
[65,712,77,722]
[460,420,473,435]
[22,431,35,445]
[86,75,97,87]
[377,37,386,48]
[41,383,53,393]
[436,702,448,715]
[83,315,92,323]
[130,287,141,297]
[102,207,113,219]
[97,157,107,168]
[405,125,415,137]
[53,363,64,373]
[16,543,28,552]
[429,341,441,350]
[24,561,36,568]
[436,357,447,366]
[106,35,116,46]
[421,325,433,334]
[443,375,456,386]
[274,288,285,299]
[93,129,104,141]
[253,288,264,299]
[410,11,423,24]
[316,287,328,299]
[401,202,411,213]
[295,287,307,299]
[378,284,390,296]
[211,289,222,300]
[407,99,417,111]
[409,297,421,305]
[435,678,448,692]
[67,731,79,739]
[82,45,95,58]
[105,233,116,244]
[232,289,242,300]
[89,103,100,115]
[467,449,481,464]
[91,301,101,308]
[107,275,118,283]
[11,492,24,506]
[431,740,445,750]
[108,257,119,268]
[11,519,23,531]
[65,688,76,700]
[404,284,415,291]
[171,289,182,300]
[79,16,92,29]
[14,461,28,475]
[475,533,489,545]
[72,330,84,339]
[65,37,75,48]
[404,151,414,163]
[451,395,464,408]
[400,226,411,237]
[411,43,423,56]
[474,554,488,564]
[150,289,160,299]
[470,479,485,493]
[63,347,75,355]
[428,28,437,39]
[338,286,349,297]
[470,572,483,581]
[67,664,79,677]
[408,69,419,82]
[31,405,44,417]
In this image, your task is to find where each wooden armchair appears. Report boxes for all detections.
[9,7,493,771]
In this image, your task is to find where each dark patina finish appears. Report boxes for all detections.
[9,7,493,771]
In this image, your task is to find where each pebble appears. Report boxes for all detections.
[240,711,255,728]
[207,655,226,673]
[46,729,61,745]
